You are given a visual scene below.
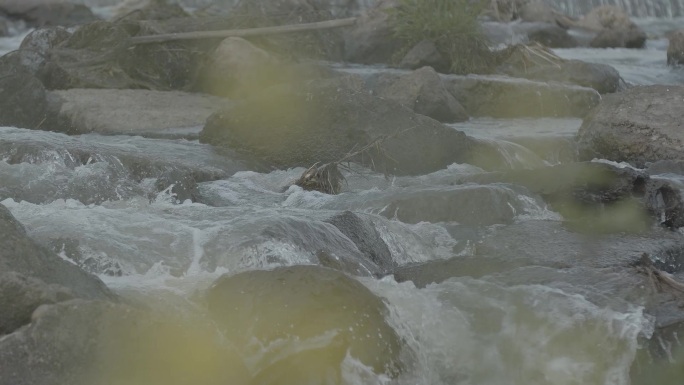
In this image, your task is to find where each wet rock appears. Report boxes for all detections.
[498,52,621,94]
[667,29,684,66]
[378,184,539,225]
[576,5,646,48]
[0,0,98,28]
[445,74,600,118]
[644,179,684,229]
[343,1,401,65]
[154,169,200,203]
[206,266,404,381]
[590,26,647,48]
[114,0,188,21]
[325,210,395,274]
[200,74,473,176]
[0,299,250,385]
[577,85,684,166]
[0,203,114,301]
[374,66,468,123]
[200,36,279,98]
[0,54,49,129]
[0,272,73,335]
[398,39,449,73]
[518,0,565,24]
[17,27,72,74]
[0,14,9,36]
[47,88,229,137]
[526,23,578,48]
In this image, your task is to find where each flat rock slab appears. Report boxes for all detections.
[444,74,601,118]
[49,89,230,138]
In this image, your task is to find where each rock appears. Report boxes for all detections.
[374,66,468,123]
[667,29,684,66]
[377,184,542,225]
[325,211,395,274]
[0,272,73,335]
[590,26,647,48]
[206,266,404,380]
[398,39,449,73]
[575,5,646,48]
[0,203,114,301]
[645,179,684,229]
[576,85,684,166]
[17,27,72,74]
[519,0,562,24]
[113,0,189,21]
[444,74,600,118]
[0,54,49,129]
[200,75,473,176]
[499,51,621,94]
[47,88,229,137]
[0,0,99,27]
[200,36,280,98]
[526,23,578,48]
[343,2,402,65]
[0,14,9,36]
[154,169,200,203]
[0,299,250,385]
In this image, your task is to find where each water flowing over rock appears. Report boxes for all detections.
[577,85,684,166]
[0,299,250,385]
[373,66,468,123]
[200,75,473,176]
[0,0,99,27]
[206,265,405,382]
[668,29,684,66]
[545,0,684,18]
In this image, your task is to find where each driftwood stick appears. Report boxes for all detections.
[636,253,684,295]
[130,17,357,45]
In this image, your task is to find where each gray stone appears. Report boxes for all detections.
[576,85,684,166]
[325,210,395,274]
[668,29,684,66]
[48,88,230,137]
[374,66,468,123]
[0,54,49,129]
[206,265,404,381]
[0,299,250,385]
[18,27,72,74]
[445,74,600,118]
[343,1,402,65]
[200,74,474,176]
[0,0,98,27]
[526,23,578,48]
[0,203,114,301]
[590,27,646,48]
[398,39,449,73]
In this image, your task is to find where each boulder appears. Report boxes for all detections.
[576,5,646,48]
[0,203,114,301]
[0,299,250,385]
[343,1,402,65]
[200,36,280,98]
[668,29,684,66]
[17,27,72,74]
[0,272,73,335]
[526,23,578,48]
[374,66,468,123]
[47,88,229,137]
[398,39,449,73]
[445,74,600,118]
[200,75,474,176]
[577,85,684,166]
[498,49,621,94]
[0,0,98,27]
[0,54,49,129]
[206,266,404,381]
[113,0,188,21]
[325,210,395,274]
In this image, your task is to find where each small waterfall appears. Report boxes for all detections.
[545,0,684,17]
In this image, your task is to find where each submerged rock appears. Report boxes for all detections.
[374,66,468,123]
[0,299,250,385]
[667,29,684,66]
[526,23,578,48]
[575,5,646,48]
[398,39,450,73]
[577,85,684,166]
[445,73,600,118]
[200,75,473,176]
[206,265,404,382]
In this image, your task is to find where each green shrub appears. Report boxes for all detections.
[388,0,495,74]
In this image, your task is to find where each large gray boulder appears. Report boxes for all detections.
[200,75,473,176]
[668,29,684,66]
[0,203,113,302]
[343,1,402,65]
[577,85,684,166]
[0,0,98,27]
[0,54,49,129]
[0,299,250,385]
[206,265,404,382]
[575,5,646,48]
[374,66,468,123]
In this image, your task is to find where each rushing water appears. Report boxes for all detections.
[2,7,684,385]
